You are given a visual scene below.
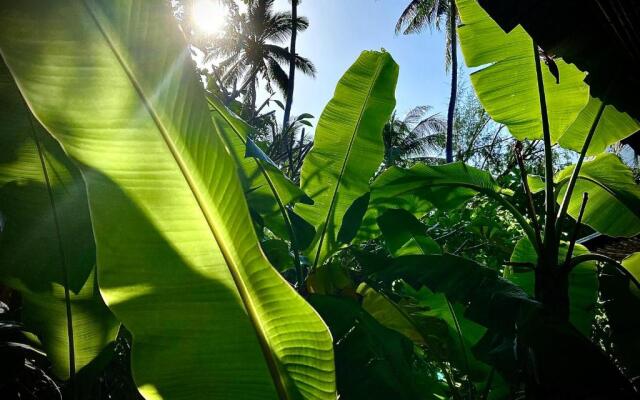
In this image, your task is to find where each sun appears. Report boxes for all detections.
[192,0,227,36]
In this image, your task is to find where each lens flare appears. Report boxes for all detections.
[192,0,226,36]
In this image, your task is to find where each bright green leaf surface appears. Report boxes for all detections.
[297,51,398,267]
[556,153,640,237]
[557,97,640,156]
[0,61,118,379]
[457,0,589,141]
[0,1,334,399]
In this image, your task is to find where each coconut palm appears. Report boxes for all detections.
[282,0,300,129]
[383,105,446,167]
[205,0,315,118]
[396,0,459,163]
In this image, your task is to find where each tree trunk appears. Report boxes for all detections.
[282,0,298,129]
[446,0,457,163]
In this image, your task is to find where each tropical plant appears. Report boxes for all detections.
[0,1,334,399]
[382,106,446,168]
[2,0,640,399]
[396,0,459,163]
[205,0,316,118]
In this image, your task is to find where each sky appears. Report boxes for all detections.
[263,0,465,127]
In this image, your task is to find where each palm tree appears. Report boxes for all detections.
[382,105,446,167]
[282,0,300,129]
[206,0,315,119]
[396,0,458,163]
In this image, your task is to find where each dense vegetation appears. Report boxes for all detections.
[1,0,639,399]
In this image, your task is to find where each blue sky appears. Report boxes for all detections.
[267,0,464,125]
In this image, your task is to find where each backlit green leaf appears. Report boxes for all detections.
[457,0,589,141]
[296,51,398,267]
[0,1,335,398]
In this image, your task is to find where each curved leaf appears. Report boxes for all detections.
[457,0,589,141]
[0,61,118,379]
[296,51,398,267]
[0,1,334,399]
[361,162,525,242]
[556,153,640,237]
[375,254,538,333]
[557,98,640,156]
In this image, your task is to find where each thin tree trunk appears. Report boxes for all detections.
[445,0,457,163]
[282,0,298,129]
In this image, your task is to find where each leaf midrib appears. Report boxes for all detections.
[312,56,387,268]
[78,2,289,398]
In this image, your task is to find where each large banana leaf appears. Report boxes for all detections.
[555,153,640,237]
[457,0,589,141]
[557,97,640,156]
[0,61,118,379]
[0,1,334,399]
[208,96,313,244]
[296,51,398,268]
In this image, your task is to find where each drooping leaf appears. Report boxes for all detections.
[508,238,598,336]
[557,97,640,156]
[556,153,640,237]
[457,0,589,141]
[296,51,399,267]
[0,1,335,399]
[358,162,516,243]
[375,255,538,333]
[371,162,507,209]
[377,209,441,257]
[0,61,118,379]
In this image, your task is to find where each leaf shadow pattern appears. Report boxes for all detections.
[81,168,281,399]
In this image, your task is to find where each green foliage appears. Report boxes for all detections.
[0,61,119,380]
[0,1,334,399]
[556,153,640,237]
[2,0,640,398]
[377,209,441,257]
[296,51,399,268]
[457,0,589,142]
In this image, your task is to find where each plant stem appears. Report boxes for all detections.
[563,192,588,268]
[533,42,557,269]
[28,115,76,398]
[555,101,606,235]
[515,141,543,249]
